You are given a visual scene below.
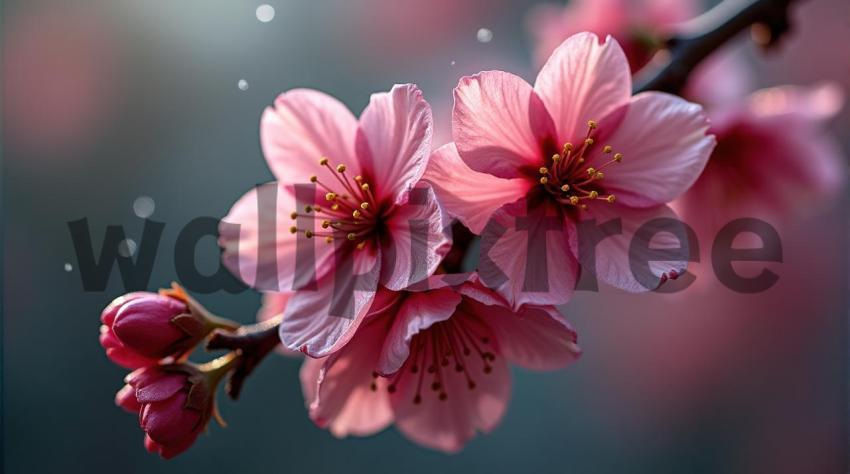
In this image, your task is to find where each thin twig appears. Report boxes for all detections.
[206,316,281,400]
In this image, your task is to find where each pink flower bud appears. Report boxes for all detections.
[99,291,209,368]
[117,364,215,459]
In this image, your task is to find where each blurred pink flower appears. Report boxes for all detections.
[526,0,697,71]
[427,33,714,307]
[220,84,451,358]
[300,276,581,453]
[673,83,846,242]
[116,364,217,459]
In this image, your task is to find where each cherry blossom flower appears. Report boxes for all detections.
[425,33,715,307]
[220,84,451,358]
[673,83,846,244]
[300,275,581,453]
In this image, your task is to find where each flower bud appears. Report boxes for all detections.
[99,285,233,369]
[116,364,218,459]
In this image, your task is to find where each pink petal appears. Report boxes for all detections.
[135,373,187,403]
[115,384,142,413]
[463,294,581,370]
[261,89,359,187]
[257,292,291,323]
[478,199,579,310]
[453,70,555,178]
[279,247,381,357]
[748,82,844,122]
[142,396,203,445]
[599,92,714,207]
[579,203,691,292]
[534,33,631,145]
[356,84,433,205]
[99,326,158,369]
[424,143,531,234]
[380,184,452,291]
[390,342,511,453]
[219,183,334,292]
[302,314,395,438]
[376,288,463,375]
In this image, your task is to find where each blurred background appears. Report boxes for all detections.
[2,0,848,472]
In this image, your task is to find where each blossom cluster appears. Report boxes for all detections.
[99,0,844,459]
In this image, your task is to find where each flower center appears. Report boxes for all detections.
[370,311,496,404]
[288,157,380,250]
[538,120,623,211]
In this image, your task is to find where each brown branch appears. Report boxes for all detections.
[206,317,281,400]
[634,0,803,94]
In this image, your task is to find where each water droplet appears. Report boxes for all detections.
[450,60,456,66]
[64,263,73,272]
[256,4,275,23]
[133,196,155,218]
[238,79,249,91]
[118,239,137,258]
[476,28,493,43]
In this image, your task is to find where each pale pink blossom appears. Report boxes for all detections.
[527,0,697,71]
[300,275,581,453]
[426,33,715,307]
[673,83,846,242]
[220,84,451,358]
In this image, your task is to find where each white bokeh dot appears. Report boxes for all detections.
[133,196,155,218]
[64,263,73,272]
[238,79,249,91]
[256,4,275,23]
[476,28,493,43]
[118,239,137,258]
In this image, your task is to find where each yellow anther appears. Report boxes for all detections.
[587,120,598,129]
[321,220,331,228]
[331,204,340,211]
[309,175,318,183]
[569,196,580,205]
[325,192,337,201]
[560,184,570,192]
[589,190,599,199]
[539,167,549,175]
[360,202,370,210]
[319,157,329,166]
[352,210,362,219]
[606,195,616,203]
[290,211,298,220]
[614,153,623,162]
[356,241,366,250]
[603,145,613,153]
[354,175,363,182]
[585,138,594,146]
[336,164,346,173]
[289,226,298,234]
[539,177,549,185]
[360,183,370,191]
[304,230,314,238]
[347,233,357,241]
[552,154,562,162]
[325,236,334,243]
[586,167,596,175]
[563,143,574,152]
[595,171,605,179]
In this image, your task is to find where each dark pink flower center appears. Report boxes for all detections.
[371,311,496,404]
[288,157,383,251]
[536,120,623,211]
